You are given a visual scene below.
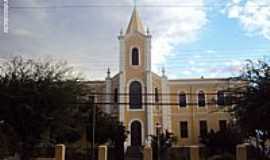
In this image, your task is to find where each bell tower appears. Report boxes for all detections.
[118,7,154,145]
[119,7,151,73]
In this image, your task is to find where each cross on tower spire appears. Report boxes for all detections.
[126,1,145,34]
[133,0,137,8]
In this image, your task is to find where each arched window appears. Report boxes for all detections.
[198,90,206,107]
[132,48,139,65]
[155,88,159,103]
[114,88,118,103]
[179,92,187,107]
[129,81,142,109]
[217,90,225,106]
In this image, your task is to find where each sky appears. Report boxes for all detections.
[0,0,269,80]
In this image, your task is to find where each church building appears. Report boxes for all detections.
[86,7,238,147]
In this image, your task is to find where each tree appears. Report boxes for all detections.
[81,105,128,160]
[68,101,128,160]
[231,60,270,159]
[200,126,243,158]
[0,56,83,160]
[150,130,177,160]
[0,56,129,160]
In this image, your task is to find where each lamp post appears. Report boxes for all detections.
[155,122,162,160]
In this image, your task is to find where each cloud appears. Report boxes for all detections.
[12,28,36,38]
[144,0,208,66]
[0,0,208,80]
[163,56,246,79]
[225,0,270,40]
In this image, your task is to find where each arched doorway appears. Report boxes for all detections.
[130,121,142,146]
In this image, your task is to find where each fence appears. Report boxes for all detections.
[16,143,253,160]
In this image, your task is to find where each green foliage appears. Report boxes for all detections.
[82,107,128,145]
[0,56,83,160]
[0,56,129,160]
[231,60,270,158]
[200,127,243,158]
[150,130,177,160]
[81,106,128,160]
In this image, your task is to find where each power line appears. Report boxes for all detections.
[87,92,242,96]
[1,4,270,9]
[1,93,242,106]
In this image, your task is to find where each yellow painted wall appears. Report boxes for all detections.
[168,80,231,145]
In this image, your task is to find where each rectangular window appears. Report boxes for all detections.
[219,120,227,131]
[179,92,187,107]
[155,88,159,103]
[180,121,188,138]
[199,120,208,137]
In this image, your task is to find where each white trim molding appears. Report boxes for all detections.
[161,76,172,132]
[119,72,125,122]
[146,71,154,137]
[144,35,151,71]
[105,77,112,113]
[118,35,125,72]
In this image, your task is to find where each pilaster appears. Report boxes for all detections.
[161,71,171,132]
[105,70,112,113]
[118,34,125,122]
[118,34,125,73]
[146,71,153,141]
[144,34,151,71]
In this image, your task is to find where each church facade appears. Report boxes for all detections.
[86,8,238,147]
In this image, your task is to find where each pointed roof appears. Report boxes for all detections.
[126,7,145,35]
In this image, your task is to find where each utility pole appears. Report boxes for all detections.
[156,122,162,160]
[89,96,96,160]
[92,104,96,160]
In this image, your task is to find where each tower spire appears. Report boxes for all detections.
[126,5,145,34]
